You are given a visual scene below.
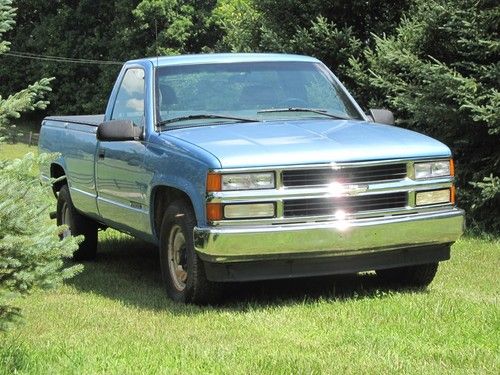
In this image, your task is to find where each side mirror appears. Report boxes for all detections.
[96,120,143,141]
[367,109,395,125]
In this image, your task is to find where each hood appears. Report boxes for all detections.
[164,119,451,168]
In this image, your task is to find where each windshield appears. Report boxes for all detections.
[156,61,363,127]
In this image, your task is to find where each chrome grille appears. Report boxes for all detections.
[283,192,408,217]
[282,164,407,187]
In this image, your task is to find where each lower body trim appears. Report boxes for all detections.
[204,244,451,282]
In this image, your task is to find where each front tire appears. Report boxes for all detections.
[376,263,439,288]
[159,200,219,304]
[56,184,98,261]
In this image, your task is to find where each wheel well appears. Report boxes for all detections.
[152,186,194,238]
[50,163,66,196]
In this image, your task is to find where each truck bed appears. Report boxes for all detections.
[44,115,104,127]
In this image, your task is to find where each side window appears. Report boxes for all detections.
[111,68,145,125]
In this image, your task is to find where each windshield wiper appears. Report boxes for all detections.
[257,107,350,120]
[157,114,260,128]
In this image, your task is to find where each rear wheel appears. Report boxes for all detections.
[159,200,220,304]
[376,263,439,288]
[56,184,98,261]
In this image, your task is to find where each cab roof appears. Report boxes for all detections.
[127,53,320,68]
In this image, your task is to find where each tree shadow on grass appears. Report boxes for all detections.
[68,231,428,314]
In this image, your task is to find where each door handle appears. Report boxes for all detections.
[98,149,105,160]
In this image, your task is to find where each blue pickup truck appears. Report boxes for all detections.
[39,53,464,303]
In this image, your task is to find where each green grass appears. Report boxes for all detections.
[1,235,498,374]
[1,144,499,374]
[0,143,38,159]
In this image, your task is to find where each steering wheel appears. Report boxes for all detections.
[277,97,309,108]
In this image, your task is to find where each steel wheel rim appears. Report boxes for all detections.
[168,224,188,291]
[61,202,71,238]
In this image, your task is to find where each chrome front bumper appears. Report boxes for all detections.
[194,209,464,263]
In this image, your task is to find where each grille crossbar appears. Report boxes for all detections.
[282,164,407,187]
[283,192,408,217]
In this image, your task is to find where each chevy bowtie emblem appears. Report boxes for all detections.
[346,184,369,195]
[328,182,369,196]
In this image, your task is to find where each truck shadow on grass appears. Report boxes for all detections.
[68,232,428,313]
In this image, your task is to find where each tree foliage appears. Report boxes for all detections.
[0,0,53,128]
[212,0,410,88]
[0,0,143,114]
[349,0,499,232]
[0,0,220,114]
[0,154,81,330]
[211,0,261,52]
[134,0,219,55]
[0,0,80,330]
[0,78,52,129]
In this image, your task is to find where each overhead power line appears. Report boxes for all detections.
[2,51,123,65]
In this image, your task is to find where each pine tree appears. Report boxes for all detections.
[0,0,80,330]
[349,0,499,232]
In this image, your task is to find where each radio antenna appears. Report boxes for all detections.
[155,19,160,133]
[155,19,159,66]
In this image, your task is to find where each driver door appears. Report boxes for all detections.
[95,68,150,234]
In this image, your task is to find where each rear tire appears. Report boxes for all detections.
[376,263,439,288]
[56,184,98,261]
[159,200,220,304]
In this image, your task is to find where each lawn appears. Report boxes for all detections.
[1,144,499,374]
[0,143,38,160]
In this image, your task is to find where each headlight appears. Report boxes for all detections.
[224,203,275,219]
[222,173,275,190]
[415,189,451,206]
[414,160,452,179]
[207,172,275,191]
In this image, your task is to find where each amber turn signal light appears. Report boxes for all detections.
[206,173,222,192]
[450,185,456,205]
[450,159,455,177]
[206,203,223,221]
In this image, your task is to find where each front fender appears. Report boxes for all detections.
[149,176,206,226]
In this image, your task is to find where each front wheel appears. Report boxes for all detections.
[159,200,220,304]
[376,263,439,288]
[56,184,98,261]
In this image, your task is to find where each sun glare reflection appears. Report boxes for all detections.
[328,182,346,197]
[334,209,350,231]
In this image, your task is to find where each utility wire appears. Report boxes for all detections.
[2,51,123,65]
